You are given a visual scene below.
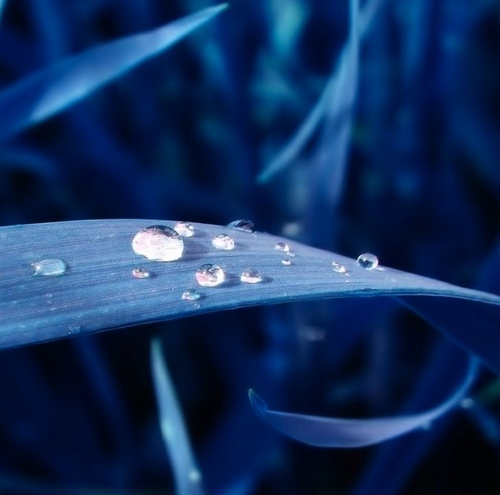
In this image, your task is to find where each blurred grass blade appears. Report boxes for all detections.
[0,4,228,142]
[0,0,5,22]
[151,339,205,495]
[2,219,500,373]
[248,357,478,447]
[258,0,381,184]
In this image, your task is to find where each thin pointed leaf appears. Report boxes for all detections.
[1,219,500,373]
[248,357,477,448]
[258,0,383,183]
[151,339,205,495]
[0,4,228,141]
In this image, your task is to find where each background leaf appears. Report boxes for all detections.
[0,4,227,141]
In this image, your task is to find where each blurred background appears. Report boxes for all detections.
[1,0,500,493]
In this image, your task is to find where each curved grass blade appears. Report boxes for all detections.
[151,339,205,495]
[0,4,228,142]
[257,0,383,184]
[1,218,500,368]
[248,357,478,447]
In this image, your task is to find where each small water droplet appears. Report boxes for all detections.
[275,241,290,253]
[132,267,152,279]
[132,225,184,262]
[332,261,347,273]
[182,289,202,301]
[68,325,82,335]
[356,253,379,270]
[460,397,474,409]
[240,268,263,284]
[212,234,235,250]
[174,221,195,237]
[195,264,225,287]
[32,259,67,276]
[281,258,293,266]
[227,219,254,233]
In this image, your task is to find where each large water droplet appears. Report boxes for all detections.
[132,267,153,279]
[240,268,263,284]
[356,253,379,270]
[174,221,195,237]
[32,259,67,276]
[132,225,184,262]
[195,264,225,287]
[331,261,347,274]
[182,289,202,301]
[212,234,235,250]
[227,219,254,233]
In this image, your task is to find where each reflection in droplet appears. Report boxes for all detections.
[281,258,293,266]
[32,259,67,276]
[356,253,379,270]
[240,268,263,284]
[332,261,347,274]
[212,234,235,250]
[227,219,254,233]
[174,221,195,237]
[132,267,152,279]
[195,264,225,287]
[182,289,202,301]
[132,225,184,262]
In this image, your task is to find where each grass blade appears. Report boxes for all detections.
[248,357,477,447]
[1,218,500,372]
[0,4,228,141]
[151,339,205,495]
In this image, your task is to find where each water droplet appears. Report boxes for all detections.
[182,289,202,301]
[32,259,67,276]
[227,219,254,233]
[212,234,235,250]
[195,264,225,287]
[174,221,194,237]
[356,253,379,270]
[275,241,290,253]
[281,258,293,266]
[332,261,347,273]
[132,267,152,279]
[240,268,263,284]
[68,325,82,335]
[132,225,184,262]
[460,397,474,409]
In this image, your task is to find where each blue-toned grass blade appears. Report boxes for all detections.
[1,219,500,368]
[151,339,205,495]
[257,0,383,184]
[0,4,228,142]
[248,357,478,448]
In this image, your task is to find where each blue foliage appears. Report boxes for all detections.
[1,0,500,493]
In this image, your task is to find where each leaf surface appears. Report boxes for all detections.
[1,218,500,370]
